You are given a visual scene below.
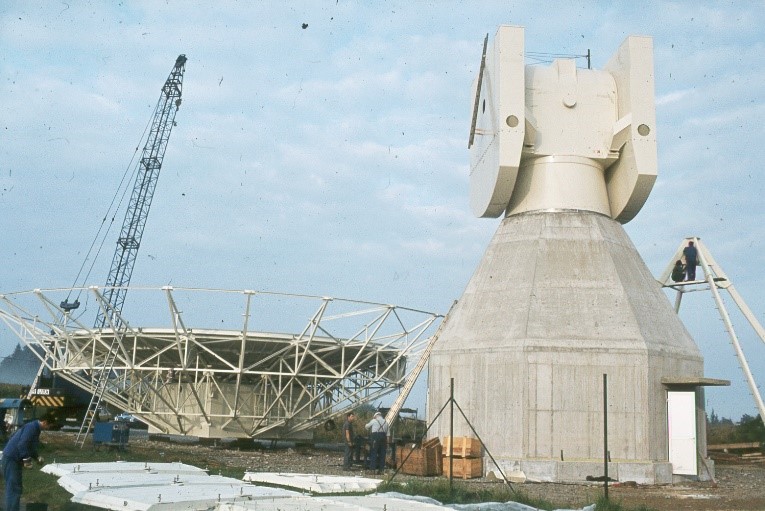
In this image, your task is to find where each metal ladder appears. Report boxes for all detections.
[75,336,121,447]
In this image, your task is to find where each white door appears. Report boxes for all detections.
[667,391,697,475]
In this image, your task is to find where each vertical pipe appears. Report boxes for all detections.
[603,373,609,501]
[449,377,454,493]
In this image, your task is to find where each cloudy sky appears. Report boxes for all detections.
[1,1,764,421]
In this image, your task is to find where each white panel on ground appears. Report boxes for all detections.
[45,462,596,511]
[242,472,382,494]
[42,461,206,477]
[44,462,298,511]
[334,494,455,510]
[222,494,451,511]
[667,391,698,475]
[58,472,247,495]
[221,497,384,511]
[71,484,298,511]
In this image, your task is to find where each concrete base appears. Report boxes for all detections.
[672,458,716,483]
[489,458,674,484]
[428,210,710,484]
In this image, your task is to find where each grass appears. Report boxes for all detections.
[595,496,656,511]
[12,432,245,511]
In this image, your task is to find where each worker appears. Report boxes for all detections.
[683,241,698,281]
[341,412,356,470]
[671,260,685,282]
[365,411,389,474]
[2,413,56,511]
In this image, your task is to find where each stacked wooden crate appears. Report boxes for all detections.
[442,436,483,479]
[396,437,443,476]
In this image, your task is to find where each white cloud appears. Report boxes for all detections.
[656,88,692,106]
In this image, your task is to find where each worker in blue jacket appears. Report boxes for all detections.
[2,414,55,511]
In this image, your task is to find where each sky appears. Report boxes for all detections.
[1,1,765,422]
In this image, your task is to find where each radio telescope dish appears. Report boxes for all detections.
[0,286,442,440]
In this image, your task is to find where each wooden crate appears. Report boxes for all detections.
[397,438,442,476]
[442,436,481,458]
[442,456,483,479]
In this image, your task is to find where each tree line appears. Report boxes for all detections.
[707,409,765,445]
[0,343,41,385]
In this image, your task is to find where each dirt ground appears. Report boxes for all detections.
[518,463,765,511]
[21,431,765,511]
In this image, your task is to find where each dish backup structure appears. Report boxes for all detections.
[427,26,726,484]
[0,287,441,440]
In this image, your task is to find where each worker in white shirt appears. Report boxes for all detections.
[364,411,389,474]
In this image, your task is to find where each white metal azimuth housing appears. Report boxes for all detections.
[469,25,657,223]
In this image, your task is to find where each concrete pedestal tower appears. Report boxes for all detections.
[428,26,718,484]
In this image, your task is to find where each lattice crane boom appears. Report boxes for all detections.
[76,55,187,447]
[95,54,187,329]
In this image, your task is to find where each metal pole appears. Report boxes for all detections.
[452,399,516,494]
[449,377,454,494]
[673,288,683,313]
[697,243,765,424]
[389,397,452,483]
[603,373,609,501]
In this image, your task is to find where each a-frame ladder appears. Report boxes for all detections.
[659,236,765,425]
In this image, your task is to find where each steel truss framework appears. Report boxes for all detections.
[659,237,765,426]
[0,286,442,439]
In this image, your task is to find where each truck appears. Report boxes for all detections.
[27,371,105,427]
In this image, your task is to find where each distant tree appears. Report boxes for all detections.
[0,343,41,384]
[0,382,26,398]
[736,414,765,443]
[708,411,765,445]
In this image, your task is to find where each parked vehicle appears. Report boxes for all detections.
[115,412,137,423]
[0,398,32,441]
